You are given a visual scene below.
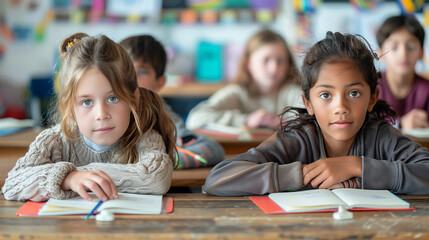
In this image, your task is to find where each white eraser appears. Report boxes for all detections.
[96,210,115,221]
[333,205,353,220]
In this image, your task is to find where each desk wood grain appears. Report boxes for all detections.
[1,194,429,239]
[407,135,429,149]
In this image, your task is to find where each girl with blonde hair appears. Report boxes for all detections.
[2,33,177,202]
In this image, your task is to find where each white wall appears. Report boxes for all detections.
[1,1,425,88]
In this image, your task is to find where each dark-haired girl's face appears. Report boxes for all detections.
[302,61,378,157]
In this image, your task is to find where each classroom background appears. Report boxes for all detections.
[0,0,428,125]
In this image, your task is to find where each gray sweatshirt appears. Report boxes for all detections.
[204,116,429,196]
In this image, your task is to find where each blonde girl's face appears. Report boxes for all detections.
[73,68,131,146]
[302,61,378,154]
[247,42,289,94]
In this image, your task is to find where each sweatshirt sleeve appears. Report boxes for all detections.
[77,130,173,195]
[2,128,77,201]
[204,130,316,196]
[186,85,249,130]
[362,124,429,195]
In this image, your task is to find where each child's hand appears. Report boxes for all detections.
[61,170,119,201]
[400,109,429,130]
[246,109,280,129]
[302,156,362,189]
[327,178,360,190]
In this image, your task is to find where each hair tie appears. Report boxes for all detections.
[66,40,75,51]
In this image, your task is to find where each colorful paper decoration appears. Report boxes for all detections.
[255,9,273,24]
[0,43,5,62]
[201,10,218,24]
[224,0,248,8]
[293,0,320,13]
[219,9,237,24]
[34,9,55,43]
[0,17,14,42]
[350,0,383,11]
[250,0,278,10]
[180,9,198,25]
[187,0,224,11]
[162,10,178,25]
[89,0,104,23]
[396,0,425,14]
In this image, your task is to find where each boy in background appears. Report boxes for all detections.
[120,35,224,169]
[376,15,429,130]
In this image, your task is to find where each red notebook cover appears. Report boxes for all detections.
[16,197,174,216]
[248,196,415,214]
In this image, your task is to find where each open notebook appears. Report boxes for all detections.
[16,193,173,216]
[249,189,414,214]
[403,128,429,138]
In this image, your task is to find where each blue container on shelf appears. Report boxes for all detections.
[196,41,223,82]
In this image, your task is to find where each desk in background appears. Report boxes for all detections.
[1,194,429,239]
[407,135,429,150]
[194,128,273,155]
[160,82,226,121]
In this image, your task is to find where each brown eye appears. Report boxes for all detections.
[320,92,330,100]
[349,91,360,98]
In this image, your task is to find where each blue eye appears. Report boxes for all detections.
[82,99,93,107]
[320,92,330,100]
[108,96,119,103]
[137,70,147,76]
[407,45,416,51]
[349,91,360,98]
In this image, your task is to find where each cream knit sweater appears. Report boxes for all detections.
[186,83,305,130]
[2,125,173,201]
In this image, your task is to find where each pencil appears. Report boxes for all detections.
[176,146,208,164]
[85,200,103,220]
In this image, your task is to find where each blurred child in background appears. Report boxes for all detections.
[186,29,304,130]
[376,15,429,130]
[120,35,224,169]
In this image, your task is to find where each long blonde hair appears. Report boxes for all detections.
[233,29,299,96]
[55,32,177,165]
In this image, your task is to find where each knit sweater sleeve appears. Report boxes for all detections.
[186,84,249,129]
[2,127,77,201]
[77,130,173,195]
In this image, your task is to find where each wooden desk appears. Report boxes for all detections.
[194,128,272,155]
[406,135,429,150]
[0,129,213,188]
[1,194,429,239]
[210,135,266,155]
[171,167,212,187]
